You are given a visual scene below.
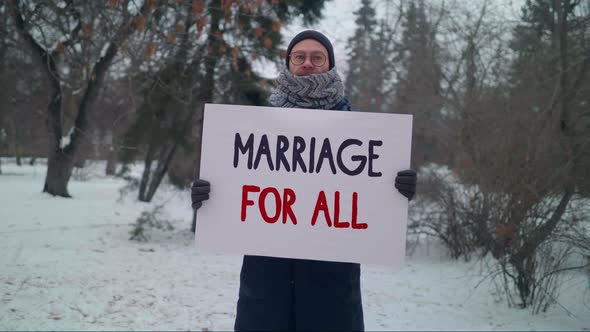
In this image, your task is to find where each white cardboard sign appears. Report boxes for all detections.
[196,103,412,266]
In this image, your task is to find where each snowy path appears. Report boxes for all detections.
[1,162,589,330]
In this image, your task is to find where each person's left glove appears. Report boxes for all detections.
[395,170,417,201]
[191,179,211,210]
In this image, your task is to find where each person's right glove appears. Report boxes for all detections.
[191,179,210,210]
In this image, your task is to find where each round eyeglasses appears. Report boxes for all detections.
[289,52,327,67]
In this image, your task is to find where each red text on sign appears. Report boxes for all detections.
[241,185,297,224]
[311,191,368,229]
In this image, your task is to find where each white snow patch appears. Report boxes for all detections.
[127,0,145,16]
[100,43,111,59]
[60,65,70,76]
[72,87,84,96]
[0,160,588,330]
[59,127,75,149]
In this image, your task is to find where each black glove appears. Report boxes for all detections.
[191,179,210,210]
[395,170,416,201]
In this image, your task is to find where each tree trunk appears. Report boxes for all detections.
[138,139,156,202]
[9,115,22,166]
[29,157,36,166]
[144,105,198,202]
[42,86,67,195]
[512,254,536,308]
[192,1,222,232]
[43,147,75,197]
[105,147,117,175]
[144,150,171,202]
[191,209,197,233]
[191,118,204,233]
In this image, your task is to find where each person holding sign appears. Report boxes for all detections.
[191,30,417,331]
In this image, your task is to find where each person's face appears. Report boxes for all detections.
[288,39,330,76]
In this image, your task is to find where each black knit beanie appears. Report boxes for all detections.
[286,30,335,70]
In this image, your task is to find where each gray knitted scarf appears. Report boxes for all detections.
[269,67,344,109]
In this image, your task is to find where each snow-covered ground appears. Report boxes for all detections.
[1,160,589,330]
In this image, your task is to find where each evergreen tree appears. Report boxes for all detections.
[345,0,378,110]
[508,0,590,196]
[394,1,444,168]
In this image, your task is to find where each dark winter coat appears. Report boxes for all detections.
[234,98,364,331]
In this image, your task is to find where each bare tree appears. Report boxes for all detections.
[423,0,590,310]
[9,0,153,197]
